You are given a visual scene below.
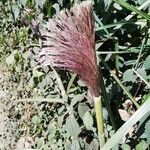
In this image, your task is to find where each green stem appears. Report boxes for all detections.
[99,69,118,131]
[114,37,119,77]
[94,96,105,148]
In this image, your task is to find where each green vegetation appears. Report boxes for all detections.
[0,0,150,149]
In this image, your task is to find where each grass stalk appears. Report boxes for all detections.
[94,96,105,148]
[99,69,118,131]
[114,37,119,77]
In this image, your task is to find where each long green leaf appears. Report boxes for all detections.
[102,93,150,150]
[113,0,150,21]
[94,12,111,37]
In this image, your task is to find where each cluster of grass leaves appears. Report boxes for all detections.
[0,0,150,149]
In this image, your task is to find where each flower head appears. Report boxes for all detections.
[39,1,100,98]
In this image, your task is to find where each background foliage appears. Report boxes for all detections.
[0,0,150,149]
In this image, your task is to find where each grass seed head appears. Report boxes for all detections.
[39,1,100,98]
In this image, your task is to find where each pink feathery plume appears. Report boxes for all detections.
[39,1,100,98]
